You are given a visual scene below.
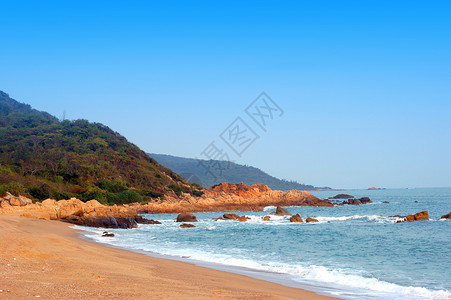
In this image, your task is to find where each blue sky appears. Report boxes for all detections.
[1,1,450,188]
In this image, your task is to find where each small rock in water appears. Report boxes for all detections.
[262,216,271,221]
[290,214,303,223]
[102,232,115,237]
[176,213,197,222]
[306,217,319,223]
[180,223,196,228]
[273,206,292,216]
[441,212,451,219]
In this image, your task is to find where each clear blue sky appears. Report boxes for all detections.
[1,1,450,189]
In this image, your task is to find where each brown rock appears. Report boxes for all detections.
[237,216,250,222]
[223,213,239,220]
[135,216,162,224]
[397,211,429,223]
[58,199,85,219]
[305,217,318,223]
[176,212,197,222]
[9,194,33,206]
[102,232,115,237]
[441,212,451,219]
[212,217,225,221]
[262,216,270,221]
[180,223,196,228]
[290,214,303,223]
[275,206,292,216]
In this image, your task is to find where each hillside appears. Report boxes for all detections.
[148,153,328,190]
[0,91,203,203]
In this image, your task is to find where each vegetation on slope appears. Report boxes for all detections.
[0,91,203,204]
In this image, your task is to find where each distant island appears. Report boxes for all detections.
[148,153,331,191]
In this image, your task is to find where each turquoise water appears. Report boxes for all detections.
[77,188,451,299]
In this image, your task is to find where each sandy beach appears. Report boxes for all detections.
[0,214,339,299]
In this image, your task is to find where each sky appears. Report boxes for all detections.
[1,0,450,189]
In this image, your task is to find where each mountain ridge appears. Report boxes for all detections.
[148,153,329,191]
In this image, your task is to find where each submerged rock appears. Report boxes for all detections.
[135,216,161,224]
[180,223,196,228]
[176,212,197,222]
[329,194,354,199]
[290,214,303,223]
[223,213,239,220]
[237,216,250,222]
[305,217,318,223]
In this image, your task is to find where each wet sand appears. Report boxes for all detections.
[0,214,340,299]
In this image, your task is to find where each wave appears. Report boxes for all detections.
[74,225,451,299]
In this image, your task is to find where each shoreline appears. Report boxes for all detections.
[0,214,340,299]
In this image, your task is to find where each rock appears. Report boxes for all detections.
[441,212,451,219]
[330,194,354,199]
[274,206,292,216]
[9,195,33,206]
[290,214,303,222]
[414,201,418,203]
[341,197,373,205]
[382,201,389,203]
[305,217,318,223]
[223,213,239,220]
[102,232,115,237]
[237,216,250,222]
[83,199,103,214]
[0,199,11,209]
[57,199,84,219]
[396,211,429,223]
[135,216,161,224]
[262,216,270,221]
[180,223,196,228]
[212,217,225,221]
[41,199,57,206]
[176,212,197,222]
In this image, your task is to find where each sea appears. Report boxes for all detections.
[75,187,451,299]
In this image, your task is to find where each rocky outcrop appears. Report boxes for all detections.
[142,183,332,214]
[176,212,197,222]
[441,212,451,219]
[290,214,303,223]
[306,217,318,223]
[396,211,429,223]
[330,194,354,199]
[180,223,196,228]
[1,182,334,227]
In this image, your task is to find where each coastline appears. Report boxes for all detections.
[0,214,340,299]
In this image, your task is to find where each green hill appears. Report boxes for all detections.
[0,91,203,203]
[148,153,328,191]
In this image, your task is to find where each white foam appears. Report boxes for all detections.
[263,205,277,211]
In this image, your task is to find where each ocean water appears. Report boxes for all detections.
[76,188,451,299]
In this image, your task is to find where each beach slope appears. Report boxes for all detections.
[0,215,338,299]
